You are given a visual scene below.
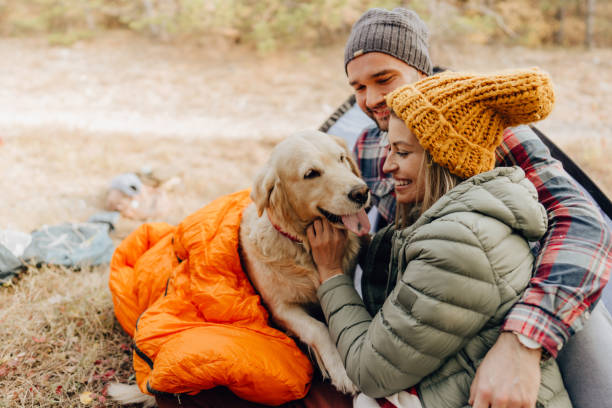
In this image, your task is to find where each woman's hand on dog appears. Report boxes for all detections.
[307,218,348,283]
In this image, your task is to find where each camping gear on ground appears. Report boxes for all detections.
[2,171,177,282]
[110,172,143,196]
[88,211,120,231]
[106,172,171,221]
[0,243,23,284]
[0,229,32,258]
[22,221,115,267]
[0,229,31,283]
[0,214,117,283]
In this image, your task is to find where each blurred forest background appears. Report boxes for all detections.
[0,1,611,407]
[0,0,610,49]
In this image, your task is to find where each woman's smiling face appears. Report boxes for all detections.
[382,115,426,204]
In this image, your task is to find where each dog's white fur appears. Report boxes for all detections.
[109,130,368,405]
[107,383,156,407]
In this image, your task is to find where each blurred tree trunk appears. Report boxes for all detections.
[585,0,595,49]
[554,1,565,45]
[142,0,160,37]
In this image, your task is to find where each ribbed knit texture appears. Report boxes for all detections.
[386,67,555,179]
[344,8,433,75]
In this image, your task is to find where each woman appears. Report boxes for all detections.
[308,68,572,408]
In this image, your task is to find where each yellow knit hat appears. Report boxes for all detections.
[385,67,554,179]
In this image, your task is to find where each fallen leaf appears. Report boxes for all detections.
[80,391,94,404]
[102,369,116,380]
[48,294,66,304]
[55,385,62,395]
[32,336,47,343]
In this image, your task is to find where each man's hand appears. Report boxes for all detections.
[307,218,348,283]
[469,332,542,408]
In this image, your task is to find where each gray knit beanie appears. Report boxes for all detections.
[344,8,433,76]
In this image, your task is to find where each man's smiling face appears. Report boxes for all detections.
[347,52,424,131]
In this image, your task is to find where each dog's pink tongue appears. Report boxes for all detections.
[341,209,371,236]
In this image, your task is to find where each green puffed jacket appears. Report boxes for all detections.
[317,167,572,408]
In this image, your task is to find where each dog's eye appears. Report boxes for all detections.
[304,169,321,179]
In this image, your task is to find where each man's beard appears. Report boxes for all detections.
[374,115,389,131]
[365,105,390,132]
[367,109,389,131]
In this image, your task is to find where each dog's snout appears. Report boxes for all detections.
[348,185,370,205]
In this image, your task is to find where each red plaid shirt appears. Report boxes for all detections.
[353,124,612,357]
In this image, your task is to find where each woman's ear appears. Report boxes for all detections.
[251,164,277,217]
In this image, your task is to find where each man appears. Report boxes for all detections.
[344,8,612,408]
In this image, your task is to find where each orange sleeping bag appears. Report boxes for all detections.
[109,190,313,405]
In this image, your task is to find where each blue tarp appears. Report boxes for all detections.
[22,222,115,267]
[0,243,22,284]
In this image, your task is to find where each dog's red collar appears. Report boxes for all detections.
[267,214,302,243]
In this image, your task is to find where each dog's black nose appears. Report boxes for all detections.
[348,185,370,205]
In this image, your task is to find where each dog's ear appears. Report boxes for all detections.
[345,153,361,178]
[328,133,349,151]
[328,133,362,178]
[251,164,278,217]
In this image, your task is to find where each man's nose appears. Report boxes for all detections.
[366,87,385,108]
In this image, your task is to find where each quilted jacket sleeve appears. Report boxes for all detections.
[318,214,507,398]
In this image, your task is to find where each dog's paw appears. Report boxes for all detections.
[324,357,359,395]
[330,370,359,395]
[107,383,157,407]
[309,344,359,395]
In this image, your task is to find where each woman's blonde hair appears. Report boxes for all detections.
[396,151,463,229]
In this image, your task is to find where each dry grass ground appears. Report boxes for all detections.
[0,265,132,407]
[0,31,611,407]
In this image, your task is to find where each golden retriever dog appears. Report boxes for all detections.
[240,129,370,393]
[109,130,370,405]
